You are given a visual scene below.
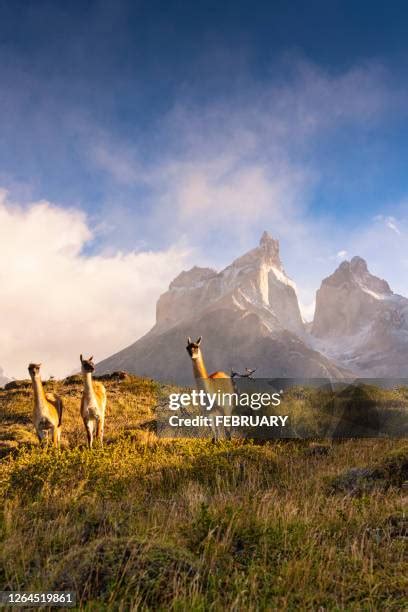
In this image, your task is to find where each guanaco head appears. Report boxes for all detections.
[28,363,42,379]
[186,336,202,360]
[80,354,95,374]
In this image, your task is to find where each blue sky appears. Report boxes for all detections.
[1,0,408,376]
[1,1,408,227]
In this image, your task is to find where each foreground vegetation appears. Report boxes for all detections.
[0,375,407,610]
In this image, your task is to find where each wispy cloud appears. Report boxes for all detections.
[337,250,348,259]
[374,214,403,235]
[386,217,401,235]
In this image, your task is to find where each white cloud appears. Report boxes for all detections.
[385,216,401,235]
[0,191,188,379]
[374,214,403,235]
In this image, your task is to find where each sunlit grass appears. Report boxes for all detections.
[0,376,407,610]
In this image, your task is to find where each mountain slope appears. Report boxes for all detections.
[98,233,347,383]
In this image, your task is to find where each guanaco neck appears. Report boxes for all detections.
[31,376,47,413]
[192,350,208,380]
[83,372,95,397]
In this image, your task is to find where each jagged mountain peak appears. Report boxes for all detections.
[335,256,368,278]
[327,256,392,297]
[230,231,283,272]
[333,256,368,279]
[98,236,408,381]
[260,230,280,257]
[97,229,346,381]
[165,232,282,294]
[169,266,217,290]
[350,255,368,272]
[153,231,303,336]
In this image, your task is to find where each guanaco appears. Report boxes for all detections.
[28,363,63,448]
[186,336,235,440]
[80,355,107,448]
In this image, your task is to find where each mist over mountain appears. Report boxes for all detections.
[97,233,349,382]
[97,232,408,383]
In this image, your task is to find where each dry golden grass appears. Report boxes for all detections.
[0,375,407,610]
[0,374,159,452]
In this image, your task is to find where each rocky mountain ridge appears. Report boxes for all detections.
[154,231,304,337]
[97,231,408,382]
[97,233,347,382]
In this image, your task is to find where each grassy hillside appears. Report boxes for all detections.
[0,375,407,610]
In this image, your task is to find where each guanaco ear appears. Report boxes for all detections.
[196,336,202,345]
[89,355,94,361]
[80,354,83,363]
[187,337,192,345]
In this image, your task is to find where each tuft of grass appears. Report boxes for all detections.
[329,443,408,495]
[49,536,199,609]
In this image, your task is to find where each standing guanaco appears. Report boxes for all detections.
[80,355,107,448]
[186,336,235,440]
[28,363,63,448]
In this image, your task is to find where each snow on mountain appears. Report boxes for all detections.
[97,235,408,382]
[97,232,348,383]
[155,231,304,337]
[312,256,408,377]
